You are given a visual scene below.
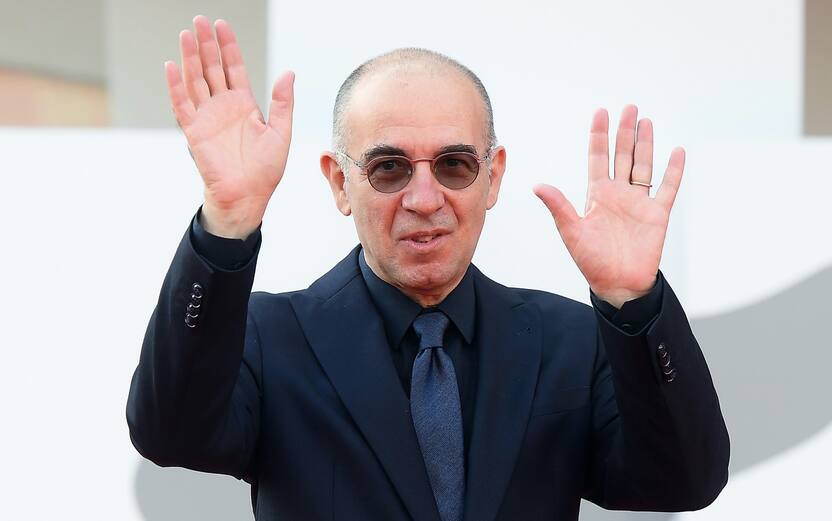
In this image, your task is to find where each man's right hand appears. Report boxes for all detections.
[165,15,295,239]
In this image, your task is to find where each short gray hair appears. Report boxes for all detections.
[332,48,497,177]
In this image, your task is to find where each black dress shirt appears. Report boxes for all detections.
[188,205,665,457]
[357,248,479,458]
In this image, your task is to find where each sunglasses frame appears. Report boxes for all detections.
[337,146,496,193]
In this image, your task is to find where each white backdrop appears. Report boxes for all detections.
[2,0,830,519]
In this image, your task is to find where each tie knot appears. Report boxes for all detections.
[412,310,450,351]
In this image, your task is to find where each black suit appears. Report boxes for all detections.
[126,216,729,520]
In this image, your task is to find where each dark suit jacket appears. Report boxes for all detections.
[126,226,729,521]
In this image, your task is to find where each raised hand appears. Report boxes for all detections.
[533,105,684,308]
[166,15,295,238]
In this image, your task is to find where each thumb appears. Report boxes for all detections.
[533,183,580,232]
[267,70,295,141]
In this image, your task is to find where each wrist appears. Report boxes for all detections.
[200,201,263,240]
[592,288,648,310]
[591,274,658,309]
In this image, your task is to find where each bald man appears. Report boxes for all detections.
[126,16,729,521]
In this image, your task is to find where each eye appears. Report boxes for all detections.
[368,157,411,192]
[437,153,477,172]
[444,158,461,167]
[379,160,398,171]
[370,157,410,176]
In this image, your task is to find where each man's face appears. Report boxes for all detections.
[322,65,506,304]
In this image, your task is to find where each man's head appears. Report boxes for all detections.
[320,48,506,306]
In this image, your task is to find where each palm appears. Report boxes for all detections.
[186,90,288,209]
[165,16,294,231]
[565,178,668,294]
[535,106,685,306]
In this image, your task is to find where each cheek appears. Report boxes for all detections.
[451,191,488,229]
[352,197,399,246]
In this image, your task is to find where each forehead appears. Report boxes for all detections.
[344,65,487,155]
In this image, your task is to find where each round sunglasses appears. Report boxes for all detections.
[337,147,495,193]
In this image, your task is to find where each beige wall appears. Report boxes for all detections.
[805,0,832,135]
[0,0,266,127]
[0,0,105,82]
[0,69,108,126]
[105,0,267,127]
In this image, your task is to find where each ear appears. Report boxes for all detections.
[320,151,352,216]
[485,146,506,210]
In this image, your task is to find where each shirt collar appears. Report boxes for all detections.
[358,247,476,348]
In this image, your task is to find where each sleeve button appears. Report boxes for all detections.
[185,313,197,328]
[191,283,204,299]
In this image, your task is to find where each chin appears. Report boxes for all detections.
[397,260,461,293]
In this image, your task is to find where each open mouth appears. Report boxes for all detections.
[402,233,447,250]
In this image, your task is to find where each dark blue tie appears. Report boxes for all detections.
[410,310,465,521]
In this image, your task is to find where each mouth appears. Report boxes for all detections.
[400,231,449,252]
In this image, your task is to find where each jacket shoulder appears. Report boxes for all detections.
[511,286,597,332]
[246,244,364,318]
[246,289,303,325]
[472,265,595,326]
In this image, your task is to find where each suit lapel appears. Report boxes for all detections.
[464,267,542,521]
[289,246,441,521]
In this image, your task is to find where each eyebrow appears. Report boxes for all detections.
[360,143,479,163]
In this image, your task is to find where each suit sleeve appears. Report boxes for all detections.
[590,273,663,334]
[191,204,262,270]
[582,270,730,511]
[125,213,264,483]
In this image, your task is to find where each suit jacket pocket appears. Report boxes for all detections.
[531,386,591,417]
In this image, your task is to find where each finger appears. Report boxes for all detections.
[655,147,685,211]
[193,15,228,95]
[268,71,295,141]
[613,104,638,184]
[630,118,654,193]
[179,29,211,108]
[164,61,196,128]
[533,184,581,236]
[215,19,250,91]
[588,108,610,184]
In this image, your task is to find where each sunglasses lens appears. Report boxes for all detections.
[435,153,479,189]
[365,152,481,192]
[369,157,411,193]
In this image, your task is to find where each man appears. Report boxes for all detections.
[126,15,729,521]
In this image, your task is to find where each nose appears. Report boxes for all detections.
[400,161,445,216]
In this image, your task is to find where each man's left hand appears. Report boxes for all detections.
[533,105,684,309]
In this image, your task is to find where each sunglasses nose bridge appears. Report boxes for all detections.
[409,157,438,184]
[411,156,433,169]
